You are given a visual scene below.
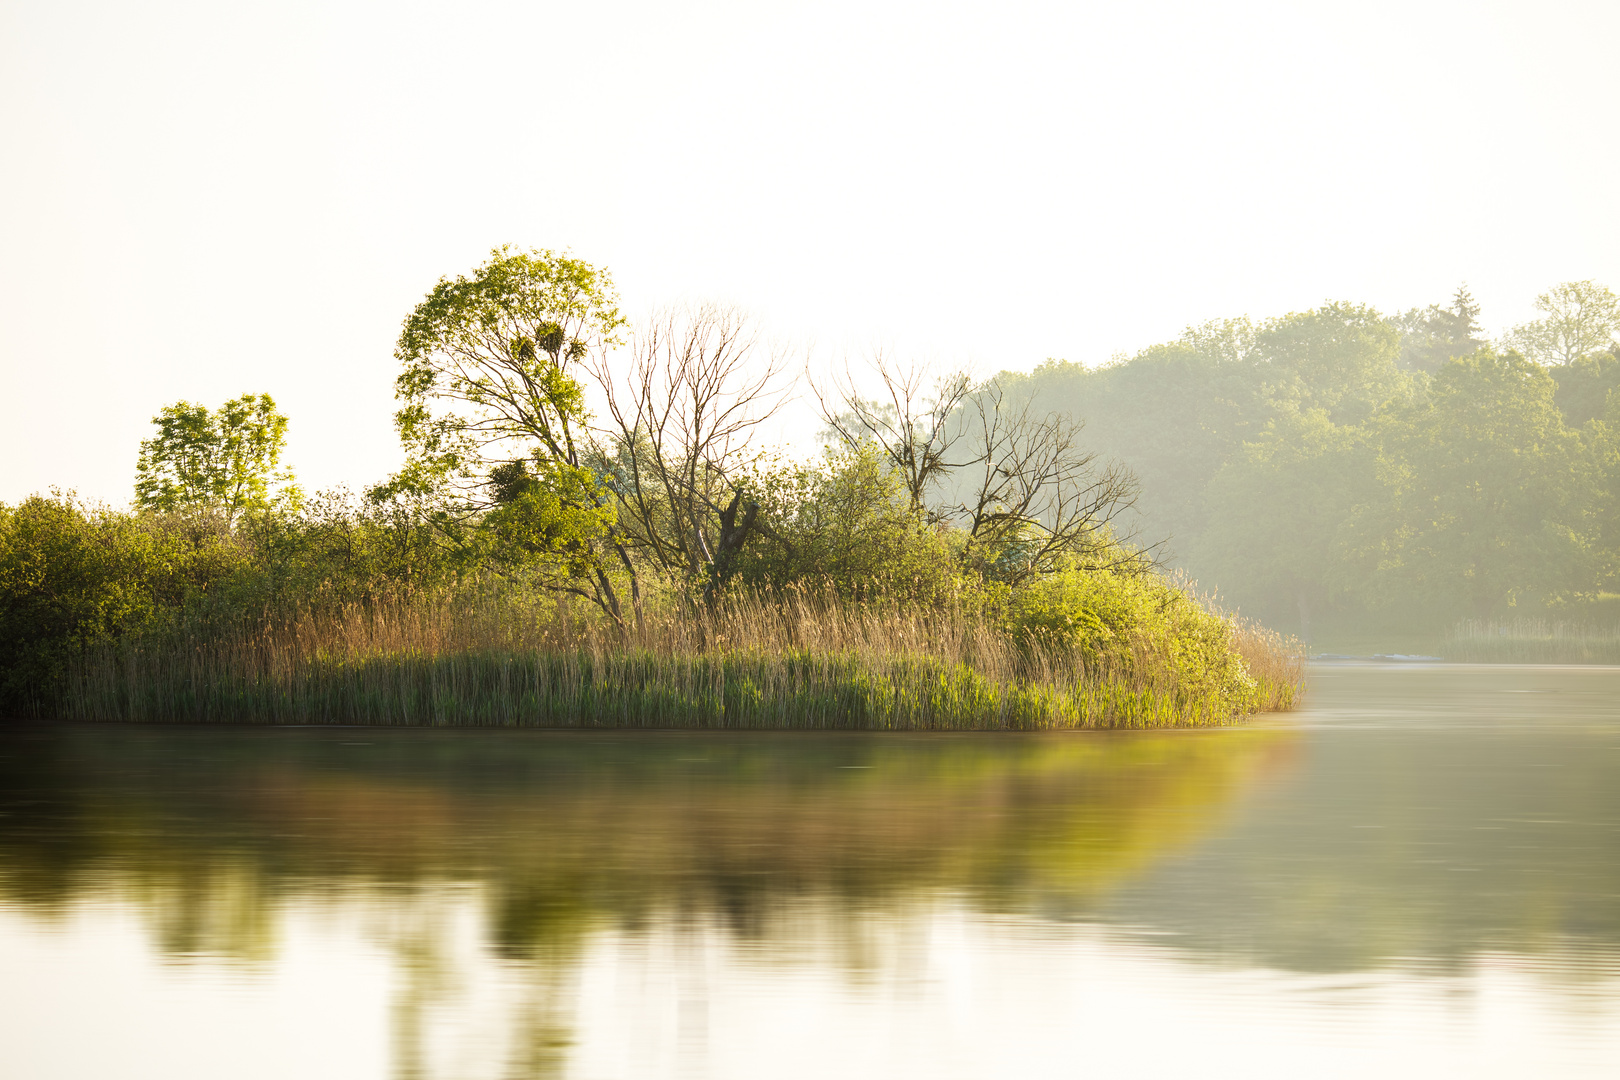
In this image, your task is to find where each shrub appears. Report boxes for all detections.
[1004,564,1261,706]
[0,495,247,713]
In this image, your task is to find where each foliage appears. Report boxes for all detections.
[1549,346,1620,427]
[818,359,1144,586]
[381,246,625,499]
[9,245,1315,720]
[134,393,300,523]
[1503,280,1620,366]
[731,443,960,602]
[1003,562,1255,702]
[1394,285,1487,373]
[1356,350,1603,620]
[0,495,247,713]
[1197,409,1379,636]
[1249,301,1408,426]
[375,246,632,623]
[989,283,1620,641]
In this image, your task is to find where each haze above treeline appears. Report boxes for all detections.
[5,0,1618,507]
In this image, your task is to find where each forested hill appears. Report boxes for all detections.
[991,291,1620,642]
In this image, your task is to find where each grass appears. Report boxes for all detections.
[63,588,1303,729]
[1445,618,1620,664]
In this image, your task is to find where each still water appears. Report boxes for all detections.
[1,663,1618,1078]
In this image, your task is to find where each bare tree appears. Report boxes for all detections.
[590,303,792,602]
[815,358,1147,584]
[948,382,1144,585]
[810,355,973,517]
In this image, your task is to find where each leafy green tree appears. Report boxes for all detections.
[1250,301,1407,426]
[375,247,634,624]
[1595,390,1620,591]
[134,394,300,523]
[990,304,1407,572]
[998,320,1262,554]
[1504,280,1620,365]
[1360,349,1603,619]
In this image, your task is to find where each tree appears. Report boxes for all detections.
[1550,346,1620,428]
[811,357,973,518]
[1197,409,1378,640]
[1250,301,1407,425]
[589,304,791,601]
[1396,285,1487,373]
[1361,349,1603,619]
[948,381,1143,584]
[815,359,1144,587]
[1504,280,1620,365]
[1,494,248,712]
[375,247,634,624]
[990,319,1264,558]
[134,393,300,524]
[728,442,957,602]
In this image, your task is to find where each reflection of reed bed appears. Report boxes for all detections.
[64,589,1303,729]
[0,725,1296,961]
[1446,619,1620,664]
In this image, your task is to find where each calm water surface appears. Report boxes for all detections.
[2,663,1618,1078]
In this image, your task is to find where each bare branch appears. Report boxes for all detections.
[809,355,973,516]
[588,303,793,593]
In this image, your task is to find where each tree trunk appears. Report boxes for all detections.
[705,492,761,602]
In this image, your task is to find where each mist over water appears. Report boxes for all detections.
[3,664,1618,1078]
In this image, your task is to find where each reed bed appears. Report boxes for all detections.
[1231,618,1305,712]
[1446,618,1620,664]
[63,589,1302,729]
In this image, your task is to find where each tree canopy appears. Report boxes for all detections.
[134,393,299,523]
[1504,280,1620,365]
[987,283,1620,638]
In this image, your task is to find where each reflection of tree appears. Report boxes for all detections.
[0,725,1291,1076]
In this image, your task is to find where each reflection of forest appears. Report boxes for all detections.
[0,725,1291,1080]
[0,724,1292,952]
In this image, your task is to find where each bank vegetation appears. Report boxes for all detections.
[1,248,1301,727]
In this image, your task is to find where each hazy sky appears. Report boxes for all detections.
[3,0,1617,505]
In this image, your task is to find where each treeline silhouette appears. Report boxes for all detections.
[990,286,1620,643]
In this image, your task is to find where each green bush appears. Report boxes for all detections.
[732,444,962,604]
[1005,564,1255,703]
[0,495,247,713]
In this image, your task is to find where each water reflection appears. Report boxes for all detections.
[1104,665,1620,973]
[2,665,1620,1077]
[0,725,1289,955]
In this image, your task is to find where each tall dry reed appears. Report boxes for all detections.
[1230,618,1305,712]
[64,587,1301,729]
[1446,619,1620,664]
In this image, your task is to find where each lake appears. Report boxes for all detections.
[1,662,1617,1078]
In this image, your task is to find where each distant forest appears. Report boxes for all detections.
[992,283,1620,640]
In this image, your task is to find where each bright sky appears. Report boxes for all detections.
[2,0,1617,506]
